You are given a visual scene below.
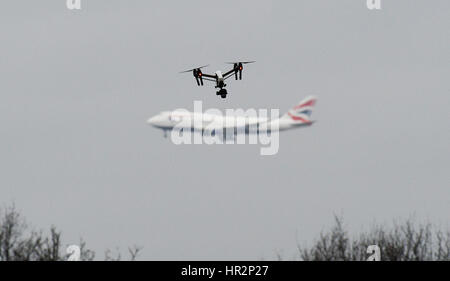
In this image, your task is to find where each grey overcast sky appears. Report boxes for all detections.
[0,0,449,260]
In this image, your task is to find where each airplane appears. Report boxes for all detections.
[179,61,255,99]
[147,96,317,137]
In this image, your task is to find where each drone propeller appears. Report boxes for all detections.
[225,61,255,65]
[225,61,255,80]
[180,65,209,86]
[179,65,209,73]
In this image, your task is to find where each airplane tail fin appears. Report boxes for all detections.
[281,96,317,124]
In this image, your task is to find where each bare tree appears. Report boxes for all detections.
[0,205,141,261]
[297,215,450,261]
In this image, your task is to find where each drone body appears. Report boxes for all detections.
[180,61,255,99]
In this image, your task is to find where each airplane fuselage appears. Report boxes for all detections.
[151,111,314,131]
[148,96,317,136]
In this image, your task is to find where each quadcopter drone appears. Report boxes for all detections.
[180,61,255,99]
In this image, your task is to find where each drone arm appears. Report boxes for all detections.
[200,73,216,79]
[222,67,236,78]
[223,66,239,80]
[193,72,215,86]
[223,72,236,80]
[201,77,217,82]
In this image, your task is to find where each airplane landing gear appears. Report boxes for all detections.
[216,88,228,99]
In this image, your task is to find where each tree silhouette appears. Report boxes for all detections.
[297,216,450,261]
[0,205,140,261]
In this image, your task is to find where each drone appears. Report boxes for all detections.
[180,61,255,99]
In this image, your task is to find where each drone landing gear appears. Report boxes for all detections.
[216,88,228,99]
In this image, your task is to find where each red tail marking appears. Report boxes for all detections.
[288,112,310,123]
[294,100,316,110]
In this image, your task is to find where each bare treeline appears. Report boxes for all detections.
[297,216,450,261]
[1,205,449,261]
[0,205,141,261]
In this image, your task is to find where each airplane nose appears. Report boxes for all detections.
[147,116,159,126]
